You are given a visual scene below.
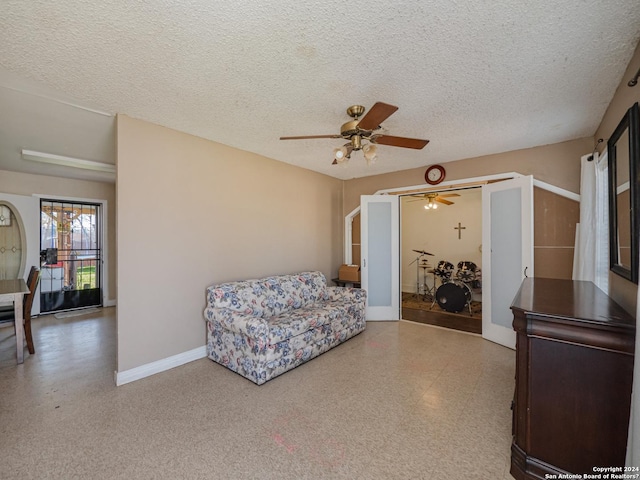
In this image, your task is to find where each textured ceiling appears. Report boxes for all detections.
[0,1,639,182]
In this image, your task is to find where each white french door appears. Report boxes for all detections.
[360,195,400,321]
[481,175,533,349]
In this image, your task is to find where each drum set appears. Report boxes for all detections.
[410,248,481,316]
[431,260,480,315]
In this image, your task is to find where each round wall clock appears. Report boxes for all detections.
[425,165,446,185]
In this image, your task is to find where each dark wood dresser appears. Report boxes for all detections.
[510,278,635,479]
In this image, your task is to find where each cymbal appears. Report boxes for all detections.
[412,249,434,256]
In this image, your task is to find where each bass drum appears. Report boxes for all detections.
[435,281,472,313]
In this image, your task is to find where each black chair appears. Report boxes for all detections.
[0,266,40,354]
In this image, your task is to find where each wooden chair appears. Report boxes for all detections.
[0,266,40,354]
[23,266,40,354]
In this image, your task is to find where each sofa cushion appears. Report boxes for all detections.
[206,271,327,318]
[263,296,365,344]
[265,305,333,344]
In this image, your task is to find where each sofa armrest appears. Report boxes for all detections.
[325,286,367,303]
[204,307,269,341]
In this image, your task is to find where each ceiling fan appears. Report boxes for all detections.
[280,102,429,165]
[408,192,460,209]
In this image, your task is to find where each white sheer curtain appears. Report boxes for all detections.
[572,151,609,292]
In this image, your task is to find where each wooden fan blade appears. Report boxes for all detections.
[371,135,429,149]
[280,134,341,140]
[438,193,460,198]
[356,102,398,131]
[436,198,454,205]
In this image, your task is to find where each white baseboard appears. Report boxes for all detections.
[115,345,207,386]
[103,299,116,307]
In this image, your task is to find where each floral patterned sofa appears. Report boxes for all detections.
[203,271,366,385]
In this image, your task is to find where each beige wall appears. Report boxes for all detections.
[344,137,591,215]
[533,187,579,280]
[0,169,116,304]
[116,115,343,372]
[595,41,640,315]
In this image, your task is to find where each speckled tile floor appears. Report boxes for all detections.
[0,309,516,479]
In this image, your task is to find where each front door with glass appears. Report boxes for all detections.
[40,200,103,313]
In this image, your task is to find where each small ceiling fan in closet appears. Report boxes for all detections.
[408,192,460,209]
[279,102,429,165]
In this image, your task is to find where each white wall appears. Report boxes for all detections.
[401,188,482,293]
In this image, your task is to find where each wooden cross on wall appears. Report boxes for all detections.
[454,222,466,239]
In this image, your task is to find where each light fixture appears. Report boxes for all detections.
[363,144,378,166]
[331,137,380,166]
[21,149,116,173]
[333,146,347,161]
[423,197,438,210]
[333,143,353,165]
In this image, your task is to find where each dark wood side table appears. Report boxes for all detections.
[510,278,635,479]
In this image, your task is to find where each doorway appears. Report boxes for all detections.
[400,187,483,334]
[39,199,103,313]
[350,173,548,349]
[351,174,580,347]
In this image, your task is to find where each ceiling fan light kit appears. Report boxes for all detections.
[409,191,460,210]
[423,193,440,210]
[333,144,352,164]
[280,102,429,166]
[362,144,378,165]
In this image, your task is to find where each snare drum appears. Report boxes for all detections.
[456,261,477,282]
[435,281,472,313]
